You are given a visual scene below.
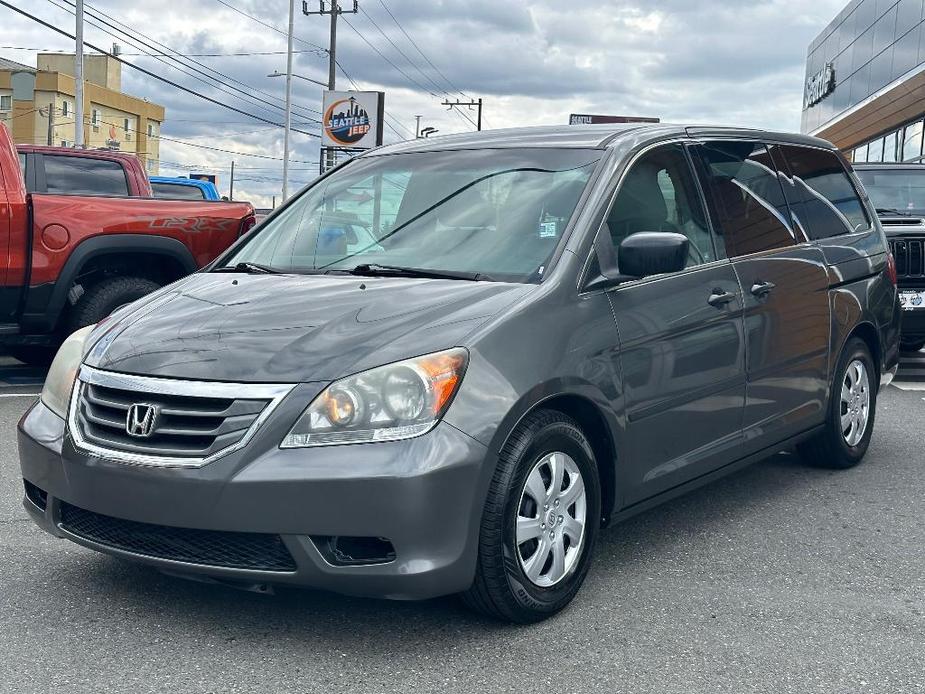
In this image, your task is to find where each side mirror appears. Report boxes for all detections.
[618,232,689,279]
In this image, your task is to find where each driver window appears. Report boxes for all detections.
[607,144,716,271]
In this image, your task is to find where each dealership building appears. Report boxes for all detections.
[802,0,925,163]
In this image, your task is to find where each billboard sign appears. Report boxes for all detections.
[322,91,385,149]
[568,114,660,125]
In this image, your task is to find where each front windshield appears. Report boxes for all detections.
[855,169,925,215]
[223,148,602,282]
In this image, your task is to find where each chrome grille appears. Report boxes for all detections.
[69,366,293,468]
[889,238,925,279]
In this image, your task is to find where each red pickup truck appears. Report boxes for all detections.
[0,124,256,364]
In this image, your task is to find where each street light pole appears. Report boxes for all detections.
[269,71,328,88]
[282,0,295,201]
[74,0,84,147]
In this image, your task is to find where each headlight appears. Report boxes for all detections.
[282,348,468,448]
[40,325,96,419]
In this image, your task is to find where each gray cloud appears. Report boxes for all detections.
[1,0,846,205]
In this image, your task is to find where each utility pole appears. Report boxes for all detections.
[43,102,55,145]
[441,98,483,131]
[304,1,359,172]
[414,115,422,138]
[229,160,235,201]
[74,0,84,147]
[303,0,358,90]
[282,0,295,201]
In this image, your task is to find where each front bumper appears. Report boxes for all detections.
[18,397,491,601]
[899,305,925,340]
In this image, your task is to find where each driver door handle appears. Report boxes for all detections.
[708,289,737,308]
[750,281,776,297]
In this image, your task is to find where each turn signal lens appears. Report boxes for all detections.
[281,348,468,448]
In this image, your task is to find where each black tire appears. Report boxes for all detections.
[462,409,601,623]
[798,337,877,469]
[8,345,58,367]
[900,339,925,354]
[66,276,161,334]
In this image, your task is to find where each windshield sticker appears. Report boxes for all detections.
[539,221,558,238]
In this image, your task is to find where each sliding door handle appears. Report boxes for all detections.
[750,281,776,297]
[708,290,737,308]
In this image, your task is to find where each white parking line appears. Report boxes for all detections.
[0,393,40,397]
[892,381,925,391]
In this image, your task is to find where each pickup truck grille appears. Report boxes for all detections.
[889,238,925,279]
[69,367,293,468]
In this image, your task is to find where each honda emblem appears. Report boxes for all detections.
[125,403,158,438]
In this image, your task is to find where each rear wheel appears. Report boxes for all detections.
[900,339,925,353]
[798,337,877,469]
[66,276,160,334]
[461,410,601,623]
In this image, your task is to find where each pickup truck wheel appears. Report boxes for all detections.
[461,410,601,623]
[797,338,877,469]
[66,276,161,334]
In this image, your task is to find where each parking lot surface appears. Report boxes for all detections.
[1,355,923,693]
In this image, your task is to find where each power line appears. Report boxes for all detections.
[52,0,323,123]
[78,0,323,118]
[358,6,450,98]
[340,15,440,98]
[450,105,477,131]
[212,0,327,54]
[0,0,320,137]
[376,0,470,100]
[0,45,325,57]
[333,59,413,140]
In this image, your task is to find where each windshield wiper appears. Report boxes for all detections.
[341,263,490,281]
[213,261,282,275]
[876,207,914,217]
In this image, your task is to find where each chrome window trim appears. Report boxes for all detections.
[67,365,295,469]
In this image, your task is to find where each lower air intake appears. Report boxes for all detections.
[59,503,297,572]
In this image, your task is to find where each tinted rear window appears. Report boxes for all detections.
[694,141,796,257]
[43,155,130,196]
[151,182,207,200]
[778,145,870,239]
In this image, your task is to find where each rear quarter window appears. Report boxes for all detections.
[777,145,870,240]
[42,155,130,196]
[151,182,207,200]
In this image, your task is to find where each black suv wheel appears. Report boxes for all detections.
[462,410,601,623]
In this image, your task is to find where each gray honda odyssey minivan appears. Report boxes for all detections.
[20,124,901,622]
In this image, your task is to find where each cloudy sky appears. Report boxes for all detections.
[2,0,846,206]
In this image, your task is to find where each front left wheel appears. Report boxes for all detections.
[462,410,601,623]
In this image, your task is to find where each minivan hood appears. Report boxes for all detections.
[88,273,532,383]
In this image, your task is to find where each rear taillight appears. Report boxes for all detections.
[239,215,257,238]
[886,251,898,286]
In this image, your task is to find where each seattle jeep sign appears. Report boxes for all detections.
[805,63,836,108]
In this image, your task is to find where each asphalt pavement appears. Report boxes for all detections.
[0,355,923,693]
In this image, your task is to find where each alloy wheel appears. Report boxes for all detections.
[841,359,870,447]
[515,452,587,587]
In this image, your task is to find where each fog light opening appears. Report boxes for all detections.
[23,480,48,511]
[312,535,396,566]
